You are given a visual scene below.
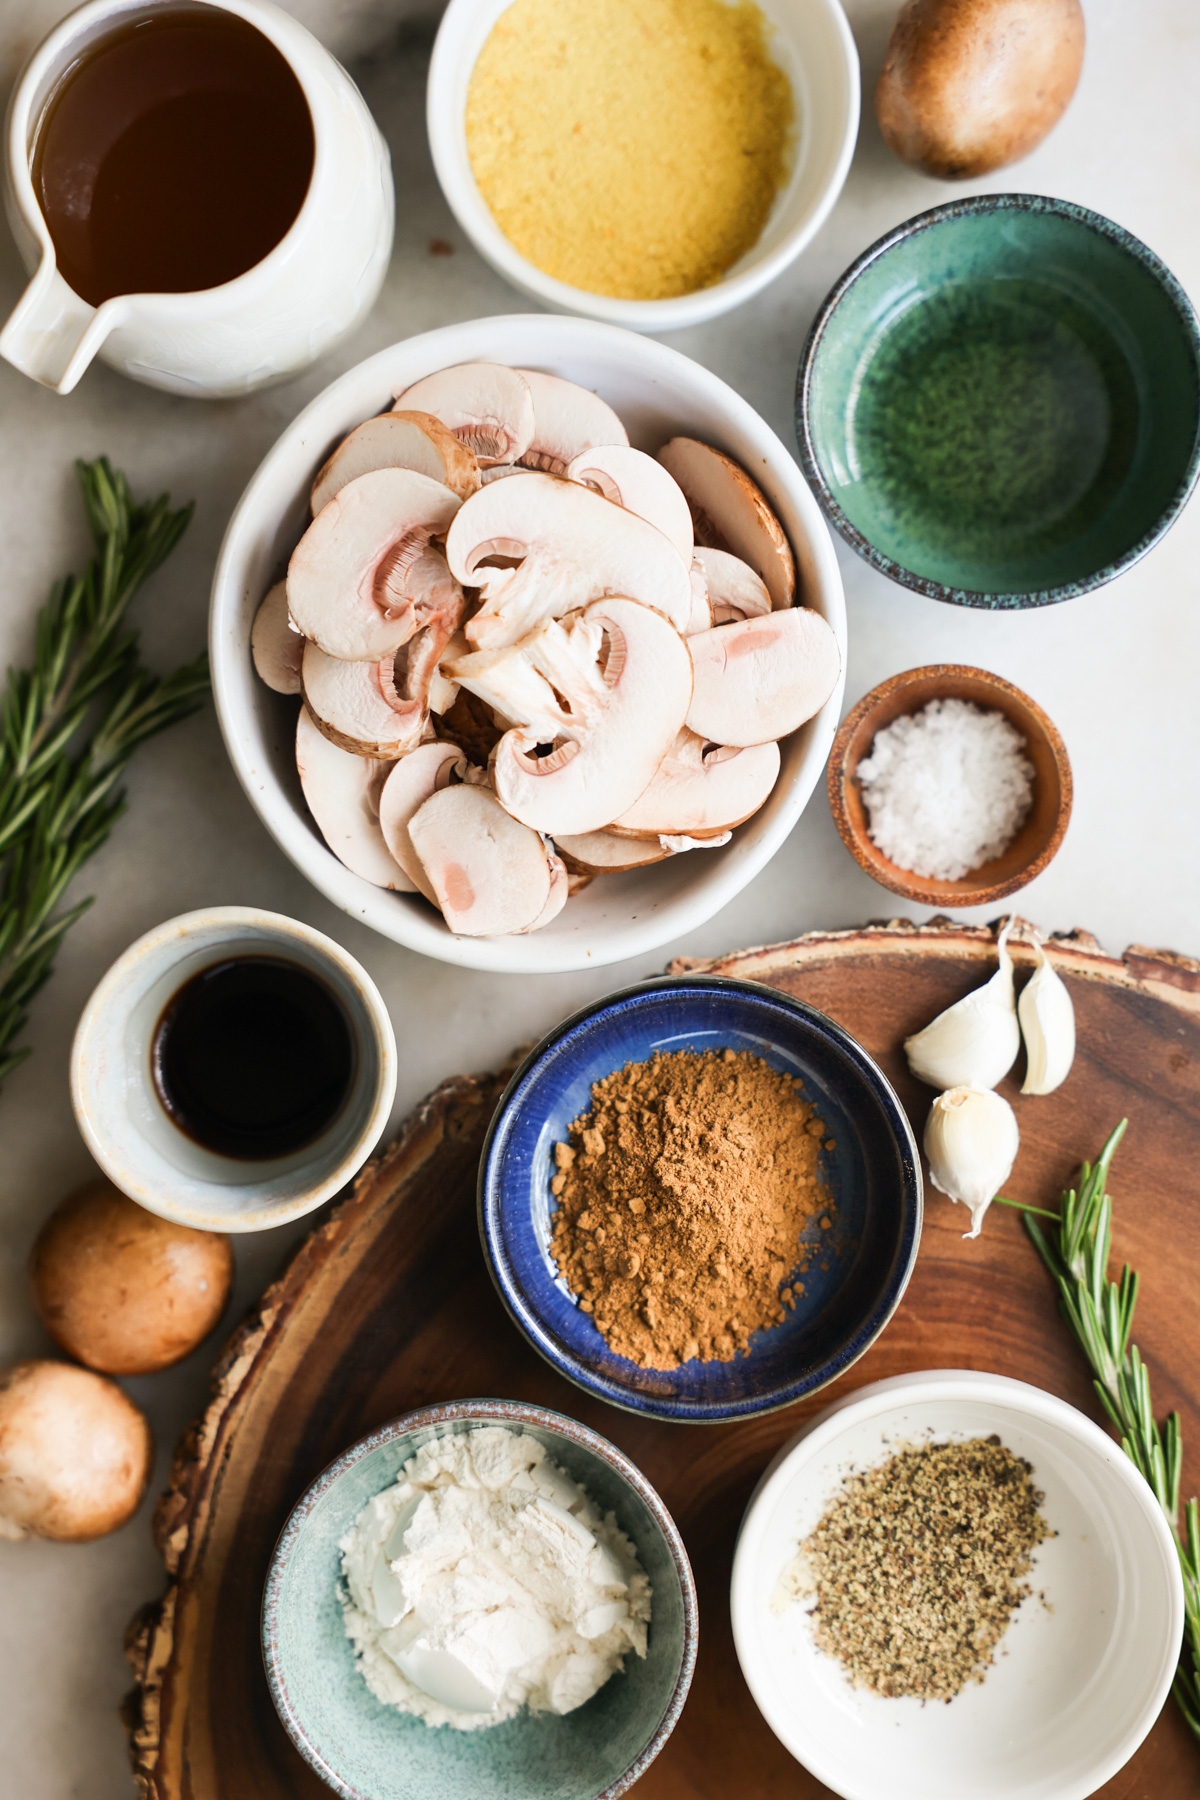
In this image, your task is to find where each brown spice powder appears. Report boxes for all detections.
[548,1048,832,1370]
[792,1436,1054,1702]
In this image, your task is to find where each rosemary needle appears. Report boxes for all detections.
[0,457,208,1092]
[1012,1122,1200,1743]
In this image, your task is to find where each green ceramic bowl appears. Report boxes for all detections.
[796,195,1200,607]
[262,1400,696,1800]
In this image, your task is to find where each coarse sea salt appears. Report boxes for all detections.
[856,698,1034,882]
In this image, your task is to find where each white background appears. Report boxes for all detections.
[0,2,1196,1794]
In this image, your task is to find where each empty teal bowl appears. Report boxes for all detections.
[262,1400,696,1800]
[796,195,1200,607]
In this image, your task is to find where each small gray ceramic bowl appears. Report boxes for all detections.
[70,906,396,1232]
[262,1400,697,1800]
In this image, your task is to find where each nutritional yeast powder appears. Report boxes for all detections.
[787,1437,1054,1701]
[465,0,795,300]
[548,1048,832,1369]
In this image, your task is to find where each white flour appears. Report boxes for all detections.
[340,1425,651,1730]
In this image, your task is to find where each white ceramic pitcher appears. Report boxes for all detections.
[0,0,395,396]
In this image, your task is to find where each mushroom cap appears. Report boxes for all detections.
[610,728,781,837]
[657,438,796,609]
[567,445,693,565]
[250,582,304,695]
[392,363,535,467]
[517,370,628,474]
[447,473,693,650]
[29,1180,233,1376]
[695,547,772,623]
[287,468,462,662]
[407,783,552,935]
[0,1360,152,1542]
[296,709,413,890]
[553,830,672,874]
[686,559,714,636]
[490,597,694,837]
[686,608,842,747]
[311,410,481,515]
[518,849,569,932]
[377,741,464,899]
[301,643,425,759]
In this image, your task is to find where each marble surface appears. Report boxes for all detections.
[0,2,1197,1795]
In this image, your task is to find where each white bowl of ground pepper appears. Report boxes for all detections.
[731,1371,1184,1800]
[427,0,860,330]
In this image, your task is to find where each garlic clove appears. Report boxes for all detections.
[1019,944,1076,1095]
[905,918,1020,1091]
[924,1085,1020,1240]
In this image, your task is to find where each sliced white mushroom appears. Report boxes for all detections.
[695,547,772,624]
[392,363,535,467]
[448,611,606,739]
[311,411,480,515]
[288,468,462,662]
[480,463,537,485]
[516,370,628,474]
[657,438,796,609]
[427,664,458,715]
[302,643,424,759]
[295,709,413,890]
[250,581,303,694]
[518,849,569,931]
[686,559,714,636]
[478,598,693,836]
[686,609,841,747]
[660,830,733,852]
[408,783,551,935]
[377,741,463,898]
[554,830,672,874]
[567,445,693,565]
[609,728,780,838]
[446,474,692,650]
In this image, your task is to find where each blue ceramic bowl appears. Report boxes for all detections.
[262,1399,697,1800]
[796,194,1200,608]
[478,978,921,1423]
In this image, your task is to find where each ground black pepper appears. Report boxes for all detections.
[789,1435,1054,1701]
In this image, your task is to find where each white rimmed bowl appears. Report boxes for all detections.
[70,907,396,1232]
[427,0,860,331]
[730,1371,1184,1800]
[210,315,847,973]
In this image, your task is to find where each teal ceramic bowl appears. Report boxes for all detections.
[796,195,1200,607]
[262,1400,696,1800]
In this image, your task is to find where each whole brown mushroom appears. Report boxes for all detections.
[30,1179,233,1376]
[0,1360,152,1541]
[875,0,1085,181]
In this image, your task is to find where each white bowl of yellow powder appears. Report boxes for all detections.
[428,0,860,329]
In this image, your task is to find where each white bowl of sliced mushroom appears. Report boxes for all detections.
[211,316,846,972]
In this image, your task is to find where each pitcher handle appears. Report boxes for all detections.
[0,256,119,393]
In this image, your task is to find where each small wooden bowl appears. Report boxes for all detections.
[827,665,1072,907]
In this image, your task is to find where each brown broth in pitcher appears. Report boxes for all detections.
[32,6,314,307]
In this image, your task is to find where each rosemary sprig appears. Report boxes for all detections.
[1011,1122,1200,1740]
[0,458,208,1089]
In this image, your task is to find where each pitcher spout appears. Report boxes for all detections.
[0,255,120,393]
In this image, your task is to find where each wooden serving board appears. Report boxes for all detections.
[124,918,1200,1800]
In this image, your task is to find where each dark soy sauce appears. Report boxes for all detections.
[33,7,314,307]
[152,956,355,1160]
